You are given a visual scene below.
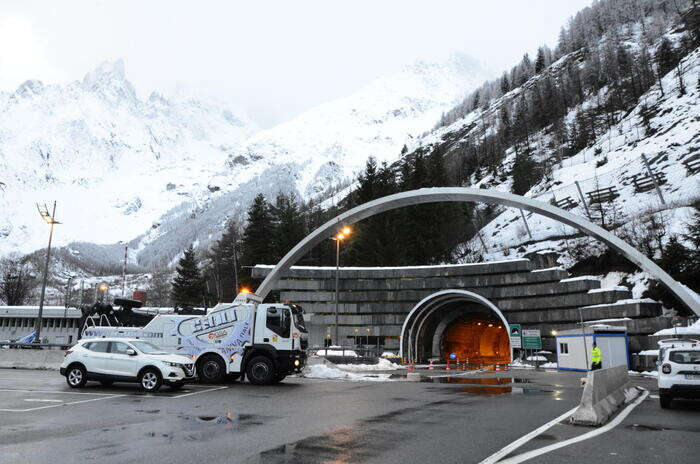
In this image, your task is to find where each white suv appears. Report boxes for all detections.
[657,339,700,408]
[60,338,196,393]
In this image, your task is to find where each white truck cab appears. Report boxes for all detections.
[80,292,308,385]
[657,338,700,408]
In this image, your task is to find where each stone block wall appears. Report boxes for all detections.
[252,259,669,353]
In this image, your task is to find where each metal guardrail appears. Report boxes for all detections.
[0,342,71,350]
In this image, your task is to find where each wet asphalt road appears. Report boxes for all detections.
[0,368,697,464]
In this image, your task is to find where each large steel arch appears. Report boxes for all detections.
[399,289,510,363]
[256,187,699,315]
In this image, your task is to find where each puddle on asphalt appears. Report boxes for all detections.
[626,424,667,432]
[178,412,266,429]
[422,376,532,385]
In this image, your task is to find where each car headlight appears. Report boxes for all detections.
[165,362,180,368]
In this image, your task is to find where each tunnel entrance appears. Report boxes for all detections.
[440,314,509,366]
[400,290,511,366]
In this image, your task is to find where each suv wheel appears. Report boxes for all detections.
[139,368,162,393]
[659,392,672,409]
[198,355,225,383]
[246,356,275,385]
[66,365,87,388]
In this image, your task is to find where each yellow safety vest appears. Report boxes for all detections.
[592,347,602,363]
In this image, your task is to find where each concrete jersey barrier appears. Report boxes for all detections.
[571,365,640,425]
[0,349,65,370]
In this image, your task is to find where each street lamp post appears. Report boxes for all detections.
[34,202,60,344]
[331,226,351,345]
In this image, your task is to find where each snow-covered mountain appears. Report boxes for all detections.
[0,54,490,268]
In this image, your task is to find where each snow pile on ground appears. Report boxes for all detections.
[540,362,558,369]
[526,355,548,362]
[303,364,393,382]
[312,347,358,357]
[335,358,402,372]
[381,351,400,358]
[639,350,659,356]
[653,319,700,336]
[640,370,659,377]
[509,359,534,369]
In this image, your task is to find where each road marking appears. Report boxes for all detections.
[497,390,649,464]
[0,394,125,412]
[24,398,64,403]
[0,388,120,396]
[171,386,228,398]
[478,406,580,464]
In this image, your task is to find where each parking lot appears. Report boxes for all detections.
[0,368,697,464]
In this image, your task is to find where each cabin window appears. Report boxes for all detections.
[266,307,291,338]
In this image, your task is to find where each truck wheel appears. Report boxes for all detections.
[197,354,225,383]
[66,365,87,388]
[138,368,162,393]
[659,392,672,409]
[246,356,275,385]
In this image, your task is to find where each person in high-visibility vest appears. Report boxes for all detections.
[591,342,603,370]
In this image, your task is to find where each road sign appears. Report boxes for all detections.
[509,324,522,349]
[522,329,542,350]
[449,352,457,360]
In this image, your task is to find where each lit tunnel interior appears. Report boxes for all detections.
[401,290,511,367]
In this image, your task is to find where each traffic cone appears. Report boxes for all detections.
[446,360,451,370]
[428,360,434,370]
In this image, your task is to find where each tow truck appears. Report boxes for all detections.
[80,292,308,385]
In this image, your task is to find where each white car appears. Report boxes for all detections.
[60,338,196,392]
[657,339,700,408]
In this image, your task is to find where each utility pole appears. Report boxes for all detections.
[35,202,60,344]
[579,307,589,371]
[122,243,128,298]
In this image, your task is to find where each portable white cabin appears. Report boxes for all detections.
[555,325,629,371]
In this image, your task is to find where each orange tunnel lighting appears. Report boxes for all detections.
[441,316,510,366]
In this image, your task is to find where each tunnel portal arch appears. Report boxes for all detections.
[399,290,511,364]
[255,187,699,315]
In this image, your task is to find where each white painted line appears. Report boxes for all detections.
[0,388,119,396]
[171,386,228,398]
[0,394,125,412]
[24,398,64,403]
[497,390,650,464]
[478,406,580,464]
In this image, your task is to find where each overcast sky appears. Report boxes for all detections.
[0,0,592,127]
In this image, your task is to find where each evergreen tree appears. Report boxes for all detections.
[148,269,172,307]
[240,194,276,279]
[510,151,540,196]
[500,72,510,94]
[271,192,306,259]
[535,47,547,73]
[171,245,204,307]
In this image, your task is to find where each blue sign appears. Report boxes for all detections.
[450,352,457,359]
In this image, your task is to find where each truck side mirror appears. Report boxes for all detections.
[126,348,136,356]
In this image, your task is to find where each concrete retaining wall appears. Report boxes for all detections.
[253,260,664,352]
[0,349,65,370]
[571,365,639,425]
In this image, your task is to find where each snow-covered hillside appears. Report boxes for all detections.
[468,47,699,264]
[0,54,490,269]
[0,59,257,259]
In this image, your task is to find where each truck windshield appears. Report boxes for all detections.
[131,340,168,355]
[670,350,700,364]
[291,305,307,333]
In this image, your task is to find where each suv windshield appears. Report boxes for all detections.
[669,350,700,364]
[131,340,168,355]
[291,305,307,333]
